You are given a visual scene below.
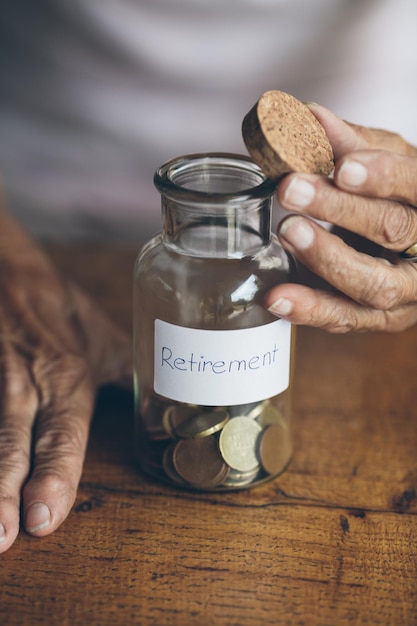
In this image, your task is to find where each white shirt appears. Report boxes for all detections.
[0,0,416,241]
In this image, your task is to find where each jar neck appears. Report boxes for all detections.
[154,153,276,259]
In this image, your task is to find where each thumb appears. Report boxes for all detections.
[307,102,417,160]
[68,283,133,388]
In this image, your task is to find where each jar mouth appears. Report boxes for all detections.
[154,152,277,202]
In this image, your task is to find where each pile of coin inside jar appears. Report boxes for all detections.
[137,395,292,490]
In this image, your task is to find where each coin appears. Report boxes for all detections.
[162,404,200,438]
[259,423,292,476]
[172,437,230,488]
[219,416,262,472]
[140,393,171,440]
[222,466,260,487]
[229,401,264,419]
[174,408,229,439]
[162,443,186,485]
[256,403,287,430]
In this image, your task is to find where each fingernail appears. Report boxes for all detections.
[26,502,51,533]
[283,176,315,208]
[279,216,315,250]
[268,297,293,318]
[338,159,367,187]
[0,522,6,543]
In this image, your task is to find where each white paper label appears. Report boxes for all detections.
[154,319,291,406]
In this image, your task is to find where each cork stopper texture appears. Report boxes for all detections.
[242,90,334,179]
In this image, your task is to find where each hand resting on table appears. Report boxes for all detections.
[0,207,132,553]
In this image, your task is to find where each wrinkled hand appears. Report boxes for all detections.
[0,208,132,553]
[265,104,417,332]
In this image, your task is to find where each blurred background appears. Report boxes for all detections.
[0,0,416,243]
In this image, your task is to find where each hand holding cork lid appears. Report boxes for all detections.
[242,90,334,179]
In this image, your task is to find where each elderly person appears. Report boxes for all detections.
[0,0,416,553]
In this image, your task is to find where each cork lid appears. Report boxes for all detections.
[242,90,334,179]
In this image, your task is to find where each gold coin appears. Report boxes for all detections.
[174,408,230,439]
[162,443,186,485]
[247,400,268,420]
[172,437,230,488]
[140,393,171,440]
[219,417,262,472]
[162,404,200,439]
[259,424,292,476]
[229,401,265,419]
[256,403,287,430]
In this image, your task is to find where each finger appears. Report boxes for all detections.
[307,103,417,159]
[23,355,94,537]
[0,350,38,553]
[277,169,417,252]
[68,285,133,387]
[334,150,417,205]
[275,216,417,310]
[265,283,417,333]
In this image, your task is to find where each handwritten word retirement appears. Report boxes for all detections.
[160,344,279,375]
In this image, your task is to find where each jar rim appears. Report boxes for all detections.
[154,152,277,202]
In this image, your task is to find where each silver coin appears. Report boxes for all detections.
[222,466,260,487]
[219,416,262,472]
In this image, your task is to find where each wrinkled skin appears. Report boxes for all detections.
[1,104,417,553]
[0,207,132,553]
[266,104,417,333]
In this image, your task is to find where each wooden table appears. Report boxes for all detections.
[1,243,416,626]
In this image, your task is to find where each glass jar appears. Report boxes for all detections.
[133,153,295,490]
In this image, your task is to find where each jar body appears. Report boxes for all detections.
[133,154,295,490]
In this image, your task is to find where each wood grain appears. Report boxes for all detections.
[0,243,416,626]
